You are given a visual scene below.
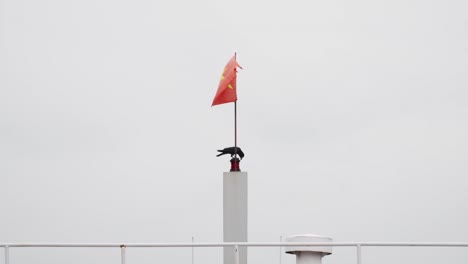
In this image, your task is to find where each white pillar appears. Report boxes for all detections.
[223,171,248,264]
[284,234,332,264]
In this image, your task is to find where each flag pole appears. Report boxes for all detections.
[234,52,238,159]
[235,101,237,158]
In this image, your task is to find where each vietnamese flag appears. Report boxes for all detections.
[212,55,242,106]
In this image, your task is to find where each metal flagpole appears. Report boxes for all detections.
[234,52,238,159]
[234,101,237,158]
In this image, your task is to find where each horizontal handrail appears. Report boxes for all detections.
[4,242,468,264]
[2,242,468,248]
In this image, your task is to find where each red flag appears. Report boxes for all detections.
[212,55,242,106]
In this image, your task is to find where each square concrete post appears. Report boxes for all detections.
[223,171,248,264]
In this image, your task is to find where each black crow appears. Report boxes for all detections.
[216,147,244,160]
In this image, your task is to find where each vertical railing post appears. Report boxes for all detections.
[356,244,362,264]
[192,236,195,264]
[121,245,126,264]
[279,236,283,264]
[234,245,239,264]
[5,246,10,264]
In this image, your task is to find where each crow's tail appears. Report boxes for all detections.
[216,152,226,157]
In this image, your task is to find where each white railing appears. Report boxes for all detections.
[2,242,468,264]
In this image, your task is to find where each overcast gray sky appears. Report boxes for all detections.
[1,0,468,263]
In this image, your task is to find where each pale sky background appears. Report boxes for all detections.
[1,0,468,263]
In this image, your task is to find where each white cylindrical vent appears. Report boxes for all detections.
[295,252,323,264]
